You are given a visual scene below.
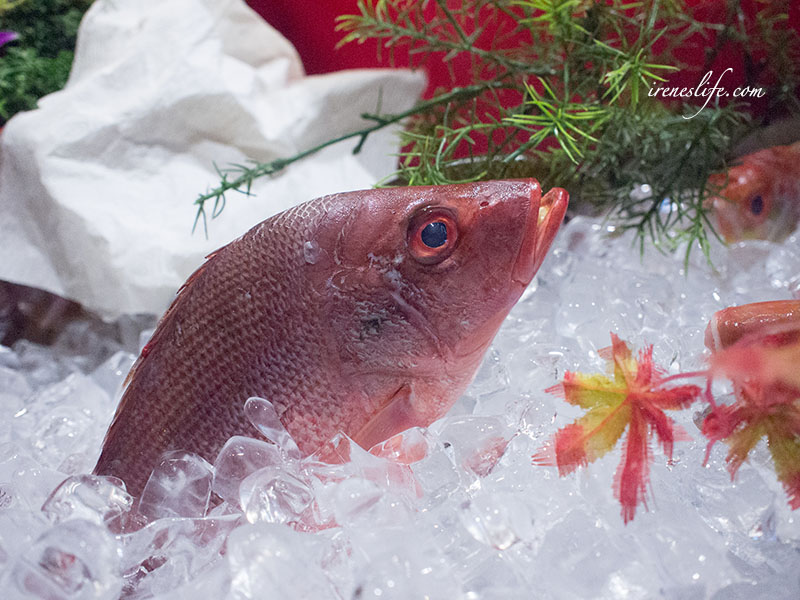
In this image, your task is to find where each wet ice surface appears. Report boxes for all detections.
[2,217,800,599]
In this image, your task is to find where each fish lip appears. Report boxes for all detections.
[512,185,569,285]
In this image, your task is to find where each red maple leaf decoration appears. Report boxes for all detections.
[534,334,703,523]
[702,326,800,509]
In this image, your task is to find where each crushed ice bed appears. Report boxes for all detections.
[1,216,799,599]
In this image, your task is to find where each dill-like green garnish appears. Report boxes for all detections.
[195,0,799,260]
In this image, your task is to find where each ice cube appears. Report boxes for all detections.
[243,397,301,460]
[12,340,74,388]
[31,406,96,471]
[0,393,26,442]
[532,508,634,597]
[458,490,533,550]
[0,365,32,401]
[467,347,510,404]
[330,477,385,527]
[239,466,313,526]
[227,522,337,598]
[368,427,429,464]
[328,475,420,531]
[119,514,239,597]
[4,520,122,600]
[0,344,22,369]
[332,434,419,499]
[0,447,67,509]
[0,506,48,577]
[430,415,514,477]
[409,440,462,508]
[458,551,529,599]
[212,436,284,506]
[41,474,133,527]
[15,373,113,466]
[138,451,214,520]
[343,520,462,600]
[147,560,231,600]
[300,432,425,530]
[115,314,157,355]
[90,351,135,399]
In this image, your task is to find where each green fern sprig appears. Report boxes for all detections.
[505,78,607,163]
[196,0,797,261]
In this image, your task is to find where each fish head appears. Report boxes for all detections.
[311,179,567,424]
[384,179,569,366]
[707,144,800,242]
[708,164,775,241]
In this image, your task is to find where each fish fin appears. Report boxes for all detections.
[122,246,228,389]
[352,384,420,451]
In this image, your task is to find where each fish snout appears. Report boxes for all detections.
[512,186,569,285]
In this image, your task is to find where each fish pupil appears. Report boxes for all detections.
[421,221,447,248]
[750,195,764,215]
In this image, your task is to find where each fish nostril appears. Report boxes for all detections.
[479,201,489,208]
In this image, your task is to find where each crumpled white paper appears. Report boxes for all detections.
[0,0,425,319]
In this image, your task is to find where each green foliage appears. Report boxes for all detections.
[193,83,504,233]
[0,0,92,125]
[504,78,607,163]
[197,0,799,257]
[0,0,90,57]
[0,0,30,16]
[0,47,73,122]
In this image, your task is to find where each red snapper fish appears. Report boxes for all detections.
[94,180,568,496]
[704,299,800,351]
[702,300,800,509]
[707,142,800,242]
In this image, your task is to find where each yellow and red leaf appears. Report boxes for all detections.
[703,323,800,511]
[535,334,703,523]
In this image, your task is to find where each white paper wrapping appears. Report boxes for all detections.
[0,0,425,319]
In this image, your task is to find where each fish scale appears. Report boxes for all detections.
[96,200,334,494]
[95,181,568,497]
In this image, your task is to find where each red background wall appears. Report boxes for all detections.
[247,1,800,116]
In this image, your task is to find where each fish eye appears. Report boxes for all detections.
[408,209,458,264]
[421,221,447,248]
[749,194,764,216]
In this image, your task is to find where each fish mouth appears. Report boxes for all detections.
[512,185,569,285]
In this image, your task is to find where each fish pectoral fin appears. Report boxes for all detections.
[352,384,420,451]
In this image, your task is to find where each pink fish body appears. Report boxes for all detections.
[704,299,800,352]
[94,180,568,496]
[708,142,800,242]
[702,304,800,509]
